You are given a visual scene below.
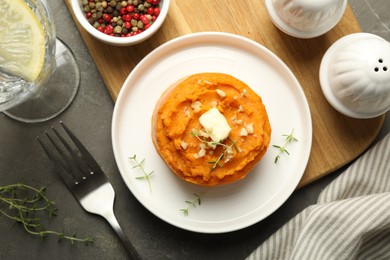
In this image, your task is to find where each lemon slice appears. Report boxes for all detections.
[0,0,45,82]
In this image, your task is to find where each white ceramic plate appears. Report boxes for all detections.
[112,32,312,233]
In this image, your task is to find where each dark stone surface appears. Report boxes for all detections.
[0,0,389,259]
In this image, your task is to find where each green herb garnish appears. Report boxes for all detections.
[180,193,202,216]
[129,155,154,192]
[0,183,93,244]
[273,128,298,163]
[190,129,238,170]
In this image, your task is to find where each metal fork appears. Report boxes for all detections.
[37,122,141,260]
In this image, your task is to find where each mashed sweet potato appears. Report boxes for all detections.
[152,73,271,187]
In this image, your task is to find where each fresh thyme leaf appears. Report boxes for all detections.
[180,208,189,216]
[197,196,201,206]
[228,137,239,153]
[273,128,298,163]
[274,155,280,164]
[0,183,93,245]
[180,193,203,216]
[129,155,154,192]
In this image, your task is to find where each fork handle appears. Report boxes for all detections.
[105,213,141,260]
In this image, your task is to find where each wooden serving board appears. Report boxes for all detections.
[65,0,384,187]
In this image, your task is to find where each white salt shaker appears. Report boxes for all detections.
[320,33,390,118]
[265,0,347,38]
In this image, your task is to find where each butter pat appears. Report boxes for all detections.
[199,108,231,142]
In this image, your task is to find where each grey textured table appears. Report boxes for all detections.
[0,0,389,259]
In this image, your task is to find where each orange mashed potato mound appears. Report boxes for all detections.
[152,73,271,187]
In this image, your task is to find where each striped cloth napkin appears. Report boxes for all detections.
[247,133,390,260]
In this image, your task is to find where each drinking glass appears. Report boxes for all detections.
[0,0,79,123]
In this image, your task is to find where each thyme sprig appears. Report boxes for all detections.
[0,183,93,244]
[180,193,202,216]
[190,129,238,170]
[129,155,154,192]
[273,128,298,163]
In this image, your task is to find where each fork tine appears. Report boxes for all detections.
[52,126,90,179]
[37,134,76,189]
[39,122,108,188]
[60,122,102,175]
[47,129,86,181]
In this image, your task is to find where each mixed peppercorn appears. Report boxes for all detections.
[81,0,161,37]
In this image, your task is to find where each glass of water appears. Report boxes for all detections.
[0,0,79,123]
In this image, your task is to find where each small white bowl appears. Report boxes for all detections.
[71,0,170,46]
[265,0,347,38]
[320,33,390,118]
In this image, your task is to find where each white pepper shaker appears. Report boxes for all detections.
[320,33,390,118]
[265,0,347,38]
